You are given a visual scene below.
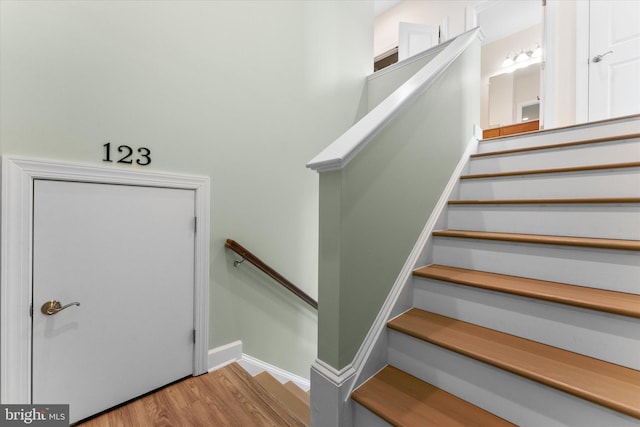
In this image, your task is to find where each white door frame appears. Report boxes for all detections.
[541,0,558,130]
[468,0,553,128]
[0,155,210,403]
[575,0,590,123]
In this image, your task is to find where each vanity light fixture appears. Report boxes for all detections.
[515,49,529,63]
[501,44,541,68]
[531,44,541,58]
[502,55,515,67]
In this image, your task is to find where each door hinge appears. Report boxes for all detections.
[30,303,33,318]
[194,217,197,233]
[193,329,196,343]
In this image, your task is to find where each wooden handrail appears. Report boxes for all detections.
[224,239,318,310]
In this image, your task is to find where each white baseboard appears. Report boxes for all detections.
[207,341,310,391]
[239,354,310,391]
[207,340,243,372]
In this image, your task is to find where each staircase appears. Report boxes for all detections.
[253,370,311,426]
[352,118,640,426]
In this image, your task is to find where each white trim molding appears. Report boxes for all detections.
[306,27,481,173]
[309,135,480,426]
[239,354,310,392]
[312,359,356,387]
[369,38,453,81]
[207,341,310,391]
[208,341,243,373]
[541,0,559,130]
[575,0,590,124]
[0,156,210,403]
[310,359,357,427]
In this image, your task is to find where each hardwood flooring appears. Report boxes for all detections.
[76,363,304,427]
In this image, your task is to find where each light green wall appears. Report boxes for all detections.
[318,41,480,369]
[367,43,448,110]
[0,0,374,379]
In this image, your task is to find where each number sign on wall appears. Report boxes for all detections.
[103,143,151,166]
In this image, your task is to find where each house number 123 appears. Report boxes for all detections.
[103,142,151,166]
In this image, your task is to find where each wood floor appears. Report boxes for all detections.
[76,363,305,427]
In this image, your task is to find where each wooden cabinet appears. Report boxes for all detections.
[483,120,539,139]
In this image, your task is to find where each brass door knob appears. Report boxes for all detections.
[41,300,80,315]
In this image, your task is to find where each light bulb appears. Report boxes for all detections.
[532,45,541,58]
[515,50,529,63]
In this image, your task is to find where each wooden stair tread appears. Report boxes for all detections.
[213,363,305,426]
[472,133,640,158]
[283,381,310,406]
[388,309,640,419]
[414,264,640,318]
[460,161,640,180]
[352,365,516,427]
[433,229,640,251]
[449,197,640,205]
[255,372,310,425]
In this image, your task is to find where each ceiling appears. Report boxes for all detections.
[374,0,402,17]
[374,0,542,44]
[476,0,542,45]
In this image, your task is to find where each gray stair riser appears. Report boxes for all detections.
[459,169,640,199]
[478,119,640,153]
[352,119,640,427]
[447,204,640,240]
[412,278,640,370]
[353,402,393,427]
[388,330,640,427]
[469,139,640,174]
[432,236,640,294]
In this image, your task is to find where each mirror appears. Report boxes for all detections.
[488,63,540,128]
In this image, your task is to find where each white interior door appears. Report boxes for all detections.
[32,180,196,423]
[588,0,640,121]
[398,22,439,62]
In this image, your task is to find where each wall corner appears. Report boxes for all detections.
[310,359,356,427]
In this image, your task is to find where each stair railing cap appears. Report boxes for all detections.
[306,27,481,173]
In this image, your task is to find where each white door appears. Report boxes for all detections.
[32,180,196,423]
[588,0,640,121]
[398,22,439,62]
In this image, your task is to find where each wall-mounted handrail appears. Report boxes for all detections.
[306,27,481,173]
[225,239,318,310]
